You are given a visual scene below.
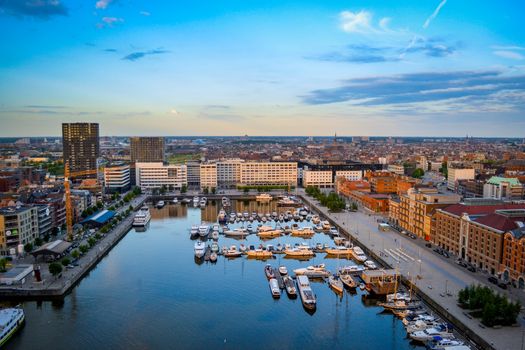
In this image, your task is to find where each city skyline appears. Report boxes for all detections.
[1,1,525,137]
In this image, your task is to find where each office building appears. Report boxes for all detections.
[186,161,201,189]
[217,159,244,188]
[483,176,523,200]
[0,206,39,256]
[447,167,475,191]
[130,137,165,163]
[104,163,131,193]
[200,163,218,190]
[240,162,297,187]
[303,170,333,188]
[62,122,100,176]
[135,162,187,190]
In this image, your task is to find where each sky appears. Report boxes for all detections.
[0,0,524,137]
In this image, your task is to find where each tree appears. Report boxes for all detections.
[35,237,43,247]
[180,185,187,194]
[412,168,425,179]
[88,237,97,247]
[160,185,167,195]
[0,258,8,272]
[71,250,80,259]
[203,187,209,194]
[24,242,33,253]
[79,244,89,254]
[211,187,216,194]
[48,262,62,278]
[96,201,103,209]
[95,233,101,240]
[61,257,71,266]
[243,187,249,194]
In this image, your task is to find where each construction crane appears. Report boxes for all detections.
[64,161,99,241]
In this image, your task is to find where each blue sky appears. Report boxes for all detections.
[0,0,524,137]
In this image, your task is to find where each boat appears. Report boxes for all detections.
[211,230,219,240]
[334,237,345,245]
[264,264,275,279]
[269,278,280,298]
[338,264,365,274]
[325,246,353,257]
[224,245,243,258]
[194,241,206,258]
[311,215,320,224]
[257,229,283,238]
[409,326,454,343]
[156,200,165,209]
[198,224,210,237]
[284,245,314,258]
[290,227,315,237]
[339,274,357,289]
[217,210,227,223]
[210,242,219,252]
[181,198,191,204]
[278,197,296,206]
[387,292,413,303]
[246,248,273,259]
[193,196,199,205]
[378,299,421,311]
[359,283,365,290]
[210,252,218,262]
[199,199,207,208]
[296,275,316,310]
[239,244,247,252]
[364,260,377,269]
[256,193,272,201]
[294,264,330,278]
[0,307,25,347]
[278,266,288,276]
[172,198,178,204]
[330,227,339,236]
[189,225,199,238]
[352,246,368,262]
[282,275,297,298]
[133,206,151,227]
[321,221,331,230]
[224,228,248,237]
[328,274,344,294]
[426,338,466,350]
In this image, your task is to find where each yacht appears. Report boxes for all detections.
[294,264,330,278]
[209,252,218,262]
[283,275,297,298]
[0,307,25,348]
[339,274,357,289]
[172,198,178,204]
[321,221,331,230]
[256,193,272,201]
[257,228,283,238]
[194,241,206,258]
[338,264,365,274]
[198,224,210,237]
[181,198,192,204]
[269,278,280,298]
[217,210,227,223]
[325,246,353,256]
[284,245,315,258]
[212,223,220,232]
[296,275,316,310]
[409,326,454,343]
[246,248,273,259]
[328,274,344,294]
[352,246,368,262]
[290,227,315,237]
[224,228,248,238]
[156,200,165,209]
[211,230,219,240]
[278,197,296,206]
[133,206,151,227]
[311,215,320,224]
[224,245,243,258]
[210,242,220,253]
[364,260,377,269]
[264,264,275,279]
[193,196,200,205]
[199,199,207,208]
[190,225,199,238]
[278,266,288,275]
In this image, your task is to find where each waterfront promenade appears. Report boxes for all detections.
[298,188,525,350]
[0,194,147,298]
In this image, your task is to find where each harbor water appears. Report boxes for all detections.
[5,200,423,350]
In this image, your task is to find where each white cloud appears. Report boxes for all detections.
[423,0,447,29]
[339,10,393,35]
[170,109,179,115]
[493,50,524,60]
[102,16,123,24]
[140,11,151,16]
[95,0,112,10]
[491,45,525,51]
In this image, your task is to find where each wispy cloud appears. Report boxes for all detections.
[139,11,150,16]
[122,49,170,61]
[339,10,398,35]
[95,0,113,10]
[96,16,123,28]
[103,48,118,52]
[423,0,448,29]
[302,70,525,113]
[493,50,524,60]
[0,0,68,19]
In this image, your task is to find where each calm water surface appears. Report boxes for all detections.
[7,201,422,350]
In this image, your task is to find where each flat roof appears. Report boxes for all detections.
[81,209,115,225]
[32,239,72,256]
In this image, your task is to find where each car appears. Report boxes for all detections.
[409,234,417,240]
[425,242,432,248]
[497,282,508,290]
[488,276,498,284]
[66,264,75,269]
[467,266,476,272]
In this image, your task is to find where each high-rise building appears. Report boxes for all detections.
[130,137,165,163]
[62,123,100,176]
[0,206,39,256]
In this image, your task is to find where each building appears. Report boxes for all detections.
[447,167,475,191]
[33,204,52,239]
[434,203,525,276]
[387,164,405,175]
[62,122,100,176]
[104,163,131,193]
[335,170,363,181]
[336,178,371,195]
[200,163,218,191]
[502,216,525,288]
[130,137,165,163]
[303,170,333,188]
[135,162,187,190]
[217,159,243,189]
[186,161,201,189]
[368,172,397,194]
[393,188,460,240]
[483,176,523,200]
[0,206,39,256]
[239,162,297,187]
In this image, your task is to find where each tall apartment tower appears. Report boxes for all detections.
[62,123,100,176]
[130,137,165,163]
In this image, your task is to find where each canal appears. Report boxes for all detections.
[6,201,422,349]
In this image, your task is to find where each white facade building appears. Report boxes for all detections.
[387,164,405,175]
[335,170,363,181]
[200,163,218,190]
[103,163,130,192]
[239,162,297,187]
[135,162,187,190]
[217,159,244,188]
[303,170,333,188]
[447,167,475,191]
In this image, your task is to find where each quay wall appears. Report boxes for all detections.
[298,194,492,350]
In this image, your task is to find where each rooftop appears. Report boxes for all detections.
[486,176,521,186]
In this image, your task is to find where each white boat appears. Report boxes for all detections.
[224,245,242,258]
[269,278,280,298]
[311,215,320,224]
[339,274,357,289]
[133,206,151,227]
[290,227,315,236]
[321,221,331,230]
[210,242,219,252]
[181,198,191,204]
[0,307,25,348]
[387,292,413,303]
[211,231,219,240]
[172,198,178,204]
[294,264,330,278]
[338,264,365,274]
[296,275,316,310]
[156,200,165,209]
[352,246,367,262]
[278,266,288,275]
[278,197,296,206]
[199,199,207,208]
[284,245,314,257]
[198,224,210,237]
[190,225,199,238]
[194,241,206,258]
[328,274,344,294]
[193,196,199,204]
[409,326,454,343]
[364,260,377,269]
[224,228,248,237]
[325,246,353,256]
[256,193,273,201]
[210,252,218,262]
[217,210,227,223]
[283,275,297,297]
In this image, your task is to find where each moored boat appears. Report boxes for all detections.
[264,264,275,279]
[339,274,357,289]
[224,245,243,258]
[0,307,25,348]
[284,245,314,258]
[283,275,297,298]
[194,241,206,258]
[246,248,273,259]
[133,206,151,227]
[278,266,288,276]
[294,264,330,278]
[269,278,280,298]
[296,275,316,310]
[328,274,344,294]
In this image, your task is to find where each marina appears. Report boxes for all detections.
[2,198,441,349]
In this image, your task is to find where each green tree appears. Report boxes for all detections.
[61,257,71,266]
[48,262,63,277]
[203,187,209,194]
[180,185,187,193]
[35,237,43,247]
[412,168,425,179]
[95,233,101,240]
[211,187,216,194]
[243,187,249,194]
[71,250,80,259]
[24,242,33,253]
[96,201,103,209]
[79,244,89,254]
[0,258,8,272]
[88,237,97,247]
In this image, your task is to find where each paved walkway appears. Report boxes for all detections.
[298,189,525,350]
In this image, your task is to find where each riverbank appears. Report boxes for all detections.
[298,190,522,350]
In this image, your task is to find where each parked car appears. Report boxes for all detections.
[425,242,432,248]
[467,265,476,272]
[488,276,498,284]
[498,282,508,290]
